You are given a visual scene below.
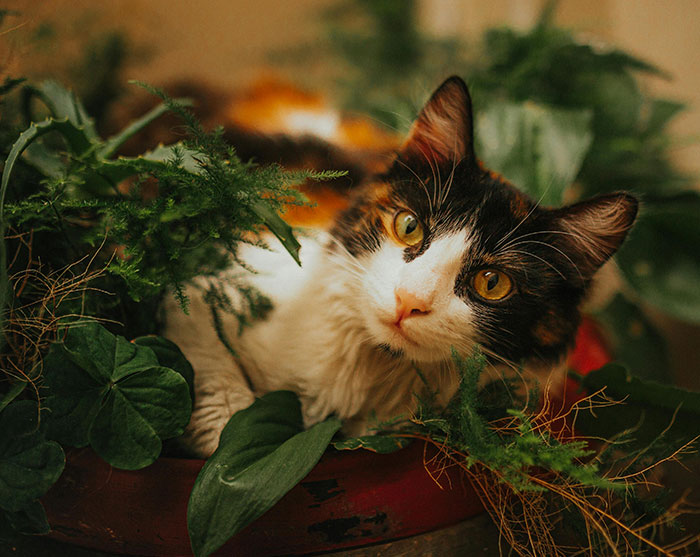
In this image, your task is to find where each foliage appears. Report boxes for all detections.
[1,78,342,342]
[0,400,64,535]
[42,320,191,470]
[577,363,700,451]
[0,46,338,546]
[187,391,341,557]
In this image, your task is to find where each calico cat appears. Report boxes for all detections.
[162,76,637,457]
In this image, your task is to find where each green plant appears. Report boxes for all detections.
[0,69,339,539]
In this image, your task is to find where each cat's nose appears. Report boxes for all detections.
[394,287,432,325]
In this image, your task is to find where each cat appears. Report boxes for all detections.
[162,76,638,458]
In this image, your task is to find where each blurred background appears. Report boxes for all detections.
[2,0,699,389]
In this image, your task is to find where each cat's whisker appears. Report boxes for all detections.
[503,239,583,281]
[438,153,460,209]
[394,159,434,216]
[507,249,567,280]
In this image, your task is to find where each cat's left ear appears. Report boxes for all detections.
[550,192,639,282]
[398,76,476,166]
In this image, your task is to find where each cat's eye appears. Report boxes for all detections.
[472,269,513,301]
[393,211,424,247]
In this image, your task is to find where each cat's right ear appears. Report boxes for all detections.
[397,76,476,167]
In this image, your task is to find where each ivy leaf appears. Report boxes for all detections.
[476,101,593,206]
[187,391,341,557]
[333,434,411,453]
[133,335,195,401]
[576,364,700,449]
[616,193,700,323]
[0,401,64,513]
[43,321,192,470]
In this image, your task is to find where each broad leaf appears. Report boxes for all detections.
[187,391,341,557]
[333,434,411,453]
[0,401,64,512]
[133,336,195,401]
[576,364,700,449]
[476,101,593,206]
[616,193,700,322]
[42,321,191,469]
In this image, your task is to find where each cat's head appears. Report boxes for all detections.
[329,76,637,366]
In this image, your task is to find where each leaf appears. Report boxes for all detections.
[3,500,50,535]
[99,100,192,159]
[187,391,341,557]
[594,294,670,382]
[616,193,700,322]
[250,200,302,265]
[132,336,195,401]
[0,401,65,512]
[27,80,98,140]
[333,434,411,453]
[89,367,191,470]
[98,143,201,183]
[42,321,191,469]
[0,381,26,414]
[476,101,593,205]
[576,364,700,449]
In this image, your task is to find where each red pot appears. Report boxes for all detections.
[41,317,610,556]
[42,441,483,556]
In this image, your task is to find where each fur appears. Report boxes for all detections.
[162,77,638,457]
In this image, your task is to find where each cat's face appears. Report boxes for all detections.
[329,76,637,366]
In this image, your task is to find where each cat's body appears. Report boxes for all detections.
[163,77,638,457]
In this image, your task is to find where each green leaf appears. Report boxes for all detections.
[476,101,593,205]
[577,364,700,449]
[594,294,670,382]
[99,100,192,159]
[3,500,50,535]
[98,143,201,183]
[0,401,65,512]
[22,141,66,178]
[132,336,195,401]
[42,321,191,469]
[187,391,341,557]
[333,434,411,453]
[89,366,191,470]
[616,193,700,322]
[0,382,26,414]
[250,200,301,265]
[28,80,98,140]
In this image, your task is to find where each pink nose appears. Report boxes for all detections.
[394,287,431,325]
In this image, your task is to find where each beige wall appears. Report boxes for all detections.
[5,0,698,172]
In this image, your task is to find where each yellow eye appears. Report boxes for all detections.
[393,211,424,246]
[472,269,513,301]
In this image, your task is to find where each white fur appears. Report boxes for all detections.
[163,230,563,457]
[162,230,471,455]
